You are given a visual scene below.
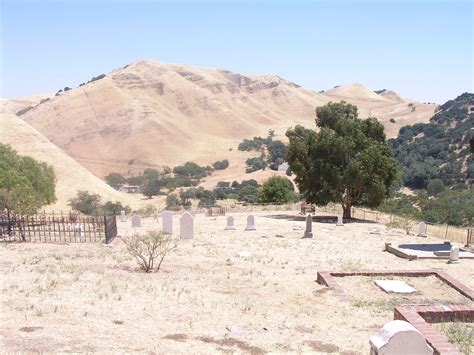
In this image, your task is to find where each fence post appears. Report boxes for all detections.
[445,224,449,239]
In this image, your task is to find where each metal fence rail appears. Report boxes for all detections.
[0,211,117,243]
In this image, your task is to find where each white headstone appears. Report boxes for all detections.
[303,214,313,238]
[180,212,194,239]
[369,320,433,355]
[162,210,173,234]
[374,280,416,294]
[225,216,236,230]
[448,246,460,263]
[336,215,344,226]
[418,222,427,237]
[245,215,256,231]
[131,215,141,228]
[120,210,126,222]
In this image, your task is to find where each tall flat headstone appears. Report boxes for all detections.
[369,320,433,355]
[418,222,427,237]
[303,214,313,238]
[162,210,173,234]
[180,212,194,239]
[336,215,344,226]
[225,216,236,230]
[245,215,256,231]
[120,210,126,222]
[131,215,141,228]
[448,246,460,264]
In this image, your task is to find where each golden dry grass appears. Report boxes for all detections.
[1,210,472,353]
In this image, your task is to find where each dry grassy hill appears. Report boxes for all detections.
[19,60,436,178]
[0,104,145,211]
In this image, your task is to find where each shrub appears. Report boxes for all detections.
[245,155,267,173]
[16,106,34,116]
[102,201,131,214]
[259,176,295,204]
[387,215,418,235]
[123,232,176,272]
[212,159,230,170]
[165,194,180,211]
[389,118,396,123]
[173,162,207,179]
[68,191,102,215]
[105,172,126,189]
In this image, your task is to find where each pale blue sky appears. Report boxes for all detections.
[1,0,472,103]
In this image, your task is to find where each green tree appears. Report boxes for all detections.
[142,178,160,199]
[105,172,126,189]
[102,201,131,214]
[259,176,295,204]
[0,144,56,215]
[238,185,260,204]
[286,101,398,219]
[165,193,180,211]
[68,191,102,215]
[426,179,445,196]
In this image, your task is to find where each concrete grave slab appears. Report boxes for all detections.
[374,280,416,294]
[386,242,474,260]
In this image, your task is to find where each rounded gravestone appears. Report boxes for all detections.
[245,215,256,231]
[225,216,236,230]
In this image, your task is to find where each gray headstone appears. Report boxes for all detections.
[180,212,194,239]
[162,210,173,234]
[245,215,256,231]
[303,214,313,238]
[120,210,126,222]
[418,222,427,237]
[448,246,460,263]
[370,320,433,355]
[336,215,344,226]
[225,216,236,230]
[131,215,141,228]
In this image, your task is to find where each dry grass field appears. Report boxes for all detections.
[1,210,472,353]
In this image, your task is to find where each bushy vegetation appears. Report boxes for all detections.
[212,159,229,170]
[238,131,287,173]
[16,106,34,116]
[390,93,473,189]
[259,176,296,204]
[0,144,56,215]
[68,191,131,216]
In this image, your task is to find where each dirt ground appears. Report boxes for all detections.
[1,210,472,353]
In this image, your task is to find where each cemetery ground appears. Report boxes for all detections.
[0,211,472,353]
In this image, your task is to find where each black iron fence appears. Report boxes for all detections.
[0,211,117,244]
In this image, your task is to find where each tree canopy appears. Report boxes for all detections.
[259,176,295,204]
[0,144,56,214]
[286,101,398,218]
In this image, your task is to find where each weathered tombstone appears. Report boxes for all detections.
[448,246,460,264]
[303,214,313,238]
[225,216,236,230]
[245,215,256,231]
[120,210,126,222]
[369,320,433,355]
[180,212,194,239]
[162,210,173,234]
[418,222,427,237]
[131,215,141,228]
[336,215,344,226]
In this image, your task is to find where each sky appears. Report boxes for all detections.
[1,0,472,103]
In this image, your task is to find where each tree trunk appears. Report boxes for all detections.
[342,205,352,219]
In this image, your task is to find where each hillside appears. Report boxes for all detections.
[390,92,473,189]
[0,104,144,211]
[19,60,436,178]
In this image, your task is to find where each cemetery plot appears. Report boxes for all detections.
[386,242,474,260]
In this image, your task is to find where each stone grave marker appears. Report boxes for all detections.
[418,222,427,237]
[374,280,416,294]
[336,215,344,226]
[245,215,256,231]
[448,246,460,264]
[120,210,126,222]
[370,320,433,354]
[180,212,194,239]
[225,216,236,230]
[131,215,141,228]
[303,214,313,238]
[162,210,173,234]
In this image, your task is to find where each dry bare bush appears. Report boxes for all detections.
[387,215,418,235]
[123,231,176,272]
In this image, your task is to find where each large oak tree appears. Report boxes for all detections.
[286,101,398,219]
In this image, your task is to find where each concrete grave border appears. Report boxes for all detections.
[316,270,473,301]
[385,242,474,260]
[394,305,474,355]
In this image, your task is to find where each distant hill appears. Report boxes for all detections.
[390,93,473,189]
[18,60,436,178]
